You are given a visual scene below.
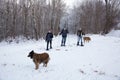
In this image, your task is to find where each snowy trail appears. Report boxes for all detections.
[0,34,120,80]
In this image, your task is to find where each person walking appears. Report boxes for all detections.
[45,30,53,50]
[60,27,69,46]
[77,28,84,46]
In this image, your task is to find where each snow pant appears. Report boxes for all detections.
[46,40,52,50]
[77,36,83,46]
[61,37,67,46]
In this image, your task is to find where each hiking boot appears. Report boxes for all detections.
[50,47,52,49]
[46,49,49,51]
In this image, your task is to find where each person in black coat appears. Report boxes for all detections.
[60,27,69,46]
[46,30,53,50]
[77,28,84,46]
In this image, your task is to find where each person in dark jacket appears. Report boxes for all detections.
[77,28,84,46]
[46,30,53,50]
[60,27,69,46]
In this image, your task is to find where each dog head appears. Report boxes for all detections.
[28,50,34,59]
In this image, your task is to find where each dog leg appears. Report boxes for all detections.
[45,63,48,67]
[43,63,46,67]
[35,63,39,70]
[43,61,48,67]
[34,60,39,70]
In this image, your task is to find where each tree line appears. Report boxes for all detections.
[68,0,120,34]
[0,0,66,42]
[0,0,120,42]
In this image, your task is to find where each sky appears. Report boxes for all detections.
[64,0,82,8]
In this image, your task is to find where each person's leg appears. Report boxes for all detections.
[63,37,66,46]
[61,37,64,46]
[50,40,52,49]
[77,36,80,46]
[80,36,84,46]
[46,41,49,50]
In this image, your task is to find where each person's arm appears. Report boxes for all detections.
[59,29,63,35]
[67,30,69,33]
[51,33,53,38]
[82,32,85,35]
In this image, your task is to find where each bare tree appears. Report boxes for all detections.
[0,0,66,41]
[48,0,66,35]
[68,0,120,34]
[104,0,120,34]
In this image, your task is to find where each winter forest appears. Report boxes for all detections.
[0,0,120,42]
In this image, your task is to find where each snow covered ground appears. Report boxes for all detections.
[0,30,120,80]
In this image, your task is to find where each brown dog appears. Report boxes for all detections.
[83,37,91,43]
[28,50,50,70]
